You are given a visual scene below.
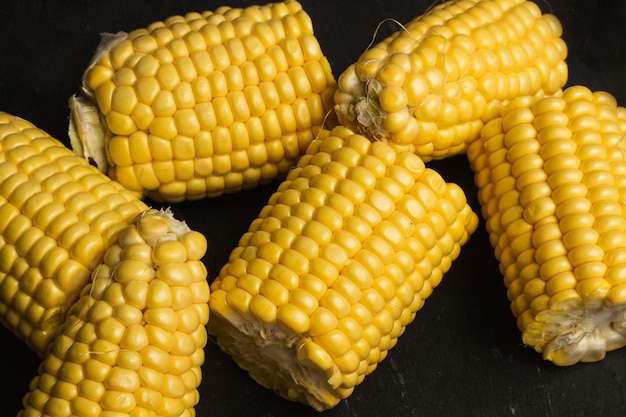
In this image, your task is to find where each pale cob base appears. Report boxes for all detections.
[209,316,339,410]
[524,299,626,365]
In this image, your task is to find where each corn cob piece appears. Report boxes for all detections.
[334,0,568,161]
[208,125,478,410]
[69,0,337,202]
[467,85,626,366]
[0,111,149,357]
[18,208,209,417]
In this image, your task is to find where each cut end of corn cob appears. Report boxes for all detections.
[467,85,626,366]
[19,207,210,417]
[525,300,626,366]
[0,111,149,357]
[208,125,478,410]
[334,0,568,161]
[68,95,112,177]
[69,0,337,202]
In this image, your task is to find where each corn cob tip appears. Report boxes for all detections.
[208,125,478,410]
[333,0,568,160]
[467,85,626,366]
[18,206,210,416]
[68,1,338,202]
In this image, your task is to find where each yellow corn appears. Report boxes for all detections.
[0,111,149,357]
[334,0,568,161]
[467,85,626,366]
[69,0,337,202]
[18,208,210,417]
[208,125,478,410]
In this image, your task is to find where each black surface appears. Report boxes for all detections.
[1,1,626,416]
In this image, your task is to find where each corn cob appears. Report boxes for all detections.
[333,0,568,161]
[466,85,626,366]
[208,125,478,410]
[18,208,210,417]
[0,111,149,357]
[69,0,337,203]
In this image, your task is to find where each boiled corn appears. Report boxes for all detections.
[0,111,148,357]
[69,0,337,202]
[208,125,478,410]
[467,85,626,365]
[334,0,568,161]
[18,208,210,417]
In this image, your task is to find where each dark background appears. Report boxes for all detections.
[1,1,625,416]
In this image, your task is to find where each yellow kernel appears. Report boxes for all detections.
[313,206,342,232]
[147,279,173,308]
[300,273,328,300]
[114,303,143,327]
[320,288,351,319]
[71,396,102,416]
[359,287,386,316]
[330,276,361,308]
[576,277,611,301]
[365,189,395,219]
[81,359,111,384]
[289,288,319,315]
[535,239,566,264]
[85,64,115,91]
[273,73,296,105]
[249,294,277,323]
[144,307,178,332]
[296,338,333,371]
[568,244,604,267]
[120,323,149,351]
[606,284,626,305]
[101,390,136,413]
[379,86,409,114]
[112,259,153,284]
[309,306,338,337]
[320,242,349,270]
[145,323,174,352]
[277,303,310,334]
[137,364,166,392]
[574,261,607,282]
[110,86,139,120]
[105,366,141,392]
[539,255,572,281]
[313,329,351,357]
[253,53,277,82]
[562,227,599,250]
[153,240,188,266]
[545,271,577,295]
[260,278,289,306]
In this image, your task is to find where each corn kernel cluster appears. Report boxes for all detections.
[467,85,626,365]
[5,0,623,414]
[18,209,210,417]
[208,125,478,410]
[334,0,568,160]
[71,0,337,202]
[0,112,149,357]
